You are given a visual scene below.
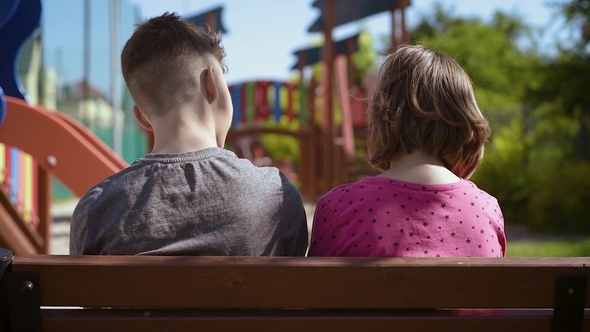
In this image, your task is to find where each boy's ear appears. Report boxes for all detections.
[133,105,153,131]
[204,66,219,104]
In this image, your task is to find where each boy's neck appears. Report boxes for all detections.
[149,109,222,154]
[377,150,461,184]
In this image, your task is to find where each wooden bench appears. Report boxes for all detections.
[1,248,588,332]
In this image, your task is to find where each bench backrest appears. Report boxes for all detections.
[1,251,589,331]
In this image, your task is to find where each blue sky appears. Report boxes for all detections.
[43,0,568,95]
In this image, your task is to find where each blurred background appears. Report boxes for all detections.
[4,0,590,256]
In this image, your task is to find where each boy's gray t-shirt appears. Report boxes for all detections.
[69,147,308,256]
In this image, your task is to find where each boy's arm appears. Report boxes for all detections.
[273,173,308,256]
[69,188,101,255]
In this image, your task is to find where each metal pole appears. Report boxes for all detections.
[111,0,123,156]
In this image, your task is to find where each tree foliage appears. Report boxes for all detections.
[405,2,590,233]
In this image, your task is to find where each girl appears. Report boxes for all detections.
[308,45,506,257]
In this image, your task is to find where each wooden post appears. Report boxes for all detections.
[36,166,52,254]
[347,37,355,88]
[322,0,335,193]
[401,0,408,44]
[307,76,319,202]
[390,6,397,51]
[206,11,217,32]
[298,53,308,200]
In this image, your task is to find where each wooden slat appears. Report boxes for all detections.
[40,309,590,332]
[12,255,590,309]
[0,181,43,252]
[0,196,38,254]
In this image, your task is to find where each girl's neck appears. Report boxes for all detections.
[377,150,461,185]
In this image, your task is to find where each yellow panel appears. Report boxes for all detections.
[23,153,33,222]
[0,143,5,183]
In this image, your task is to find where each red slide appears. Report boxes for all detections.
[0,97,128,254]
[0,96,127,197]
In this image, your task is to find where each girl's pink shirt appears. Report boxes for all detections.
[308,177,506,257]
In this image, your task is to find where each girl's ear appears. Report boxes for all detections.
[204,66,219,104]
[133,105,153,131]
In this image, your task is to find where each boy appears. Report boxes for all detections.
[70,13,308,256]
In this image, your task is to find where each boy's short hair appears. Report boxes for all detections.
[121,12,226,112]
[366,45,491,179]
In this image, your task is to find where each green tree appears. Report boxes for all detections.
[409,4,540,119]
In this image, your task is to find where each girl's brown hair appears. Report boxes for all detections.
[367,45,490,179]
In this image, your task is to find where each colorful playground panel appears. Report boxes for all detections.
[229,81,309,127]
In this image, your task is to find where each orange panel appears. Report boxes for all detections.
[0,97,127,197]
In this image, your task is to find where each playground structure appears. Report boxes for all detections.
[0,0,410,255]
[227,0,410,199]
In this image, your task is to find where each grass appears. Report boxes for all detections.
[507,239,590,257]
